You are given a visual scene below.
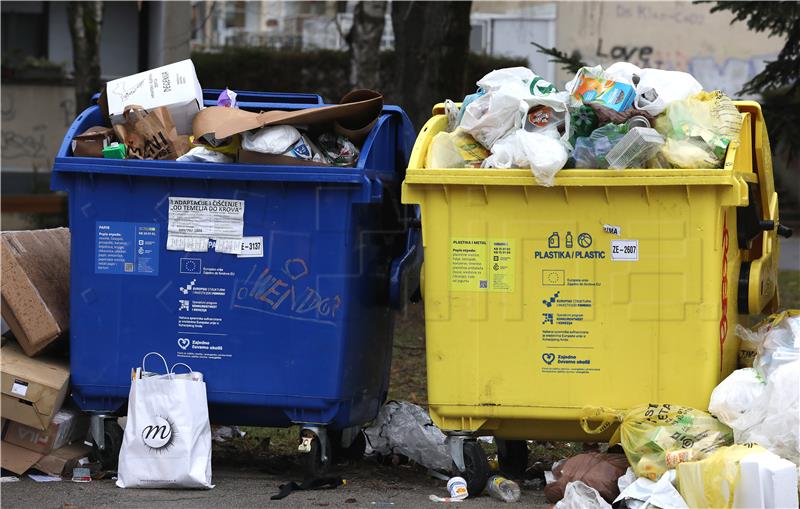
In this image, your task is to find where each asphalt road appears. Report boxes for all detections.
[1,464,550,509]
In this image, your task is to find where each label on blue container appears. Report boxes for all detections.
[95,221,159,275]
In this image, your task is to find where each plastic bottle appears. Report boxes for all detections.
[485,475,521,503]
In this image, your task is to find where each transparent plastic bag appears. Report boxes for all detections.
[707,368,766,432]
[482,128,568,186]
[572,124,629,169]
[555,481,611,509]
[581,404,733,481]
[654,91,742,169]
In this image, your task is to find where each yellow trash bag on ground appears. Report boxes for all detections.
[581,404,733,480]
[654,90,742,169]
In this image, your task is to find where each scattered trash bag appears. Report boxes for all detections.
[426,129,489,168]
[554,480,611,509]
[741,310,800,378]
[712,312,800,465]
[654,91,742,169]
[482,128,568,186]
[613,470,688,509]
[581,404,732,481]
[572,124,629,169]
[544,452,628,504]
[270,476,344,500]
[603,62,703,116]
[363,401,452,472]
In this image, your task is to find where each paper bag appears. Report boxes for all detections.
[115,105,190,160]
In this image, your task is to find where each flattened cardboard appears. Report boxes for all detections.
[237,149,333,167]
[1,342,69,431]
[1,228,70,356]
[34,443,93,477]
[1,440,43,475]
[5,409,88,455]
[193,89,383,141]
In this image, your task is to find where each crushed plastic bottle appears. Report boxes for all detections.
[486,475,521,503]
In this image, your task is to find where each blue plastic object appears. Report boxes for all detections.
[53,91,418,429]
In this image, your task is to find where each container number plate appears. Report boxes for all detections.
[611,240,638,261]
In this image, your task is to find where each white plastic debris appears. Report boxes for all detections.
[555,481,611,509]
[613,470,688,509]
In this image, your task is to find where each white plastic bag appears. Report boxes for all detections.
[614,470,688,509]
[708,368,766,432]
[482,129,568,186]
[117,353,213,489]
[363,401,453,472]
[460,67,568,149]
[555,481,612,509]
[176,146,234,163]
[737,360,800,465]
[604,62,703,116]
[241,125,301,154]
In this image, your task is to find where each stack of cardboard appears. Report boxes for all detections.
[1,228,92,477]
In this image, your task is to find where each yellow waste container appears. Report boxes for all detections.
[402,102,786,486]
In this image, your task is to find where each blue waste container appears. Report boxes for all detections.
[52,90,420,472]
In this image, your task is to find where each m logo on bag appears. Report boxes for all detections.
[142,416,176,451]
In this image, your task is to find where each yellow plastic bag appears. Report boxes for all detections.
[426,129,489,168]
[675,444,766,509]
[654,91,742,169]
[581,404,733,480]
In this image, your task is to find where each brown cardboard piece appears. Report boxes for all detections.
[34,443,93,477]
[4,409,88,455]
[193,89,383,142]
[1,228,70,356]
[1,342,70,431]
[1,440,43,475]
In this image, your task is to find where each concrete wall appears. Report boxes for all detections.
[554,2,783,97]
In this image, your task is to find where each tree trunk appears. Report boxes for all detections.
[67,1,104,111]
[347,1,387,90]
[392,1,472,129]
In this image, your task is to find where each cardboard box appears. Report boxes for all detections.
[4,409,88,455]
[1,228,70,356]
[1,342,69,430]
[35,443,93,477]
[1,440,92,477]
[105,59,203,135]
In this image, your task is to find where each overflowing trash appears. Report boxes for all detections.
[69,59,378,168]
[429,60,743,185]
[709,311,800,465]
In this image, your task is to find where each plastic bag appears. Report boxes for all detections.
[749,310,800,378]
[555,481,612,509]
[573,124,629,169]
[426,129,489,168]
[176,146,234,163]
[242,125,301,154]
[613,470,688,509]
[581,404,733,481]
[362,401,452,472]
[460,67,568,149]
[676,444,766,509]
[707,368,766,433]
[544,452,629,504]
[654,91,742,169]
[482,128,568,186]
[604,62,703,116]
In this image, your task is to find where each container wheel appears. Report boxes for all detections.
[459,440,490,497]
[330,429,367,462]
[496,439,529,478]
[97,420,123,471]
[300,433,331,478]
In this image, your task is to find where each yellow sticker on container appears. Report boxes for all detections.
[450,238,514,292]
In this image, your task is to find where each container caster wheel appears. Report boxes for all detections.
[458,440,490,497]
[299,430,331,478]
[497,439,528,478]
[97,420,123,470]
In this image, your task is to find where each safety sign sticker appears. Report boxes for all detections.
[449,238,515,292]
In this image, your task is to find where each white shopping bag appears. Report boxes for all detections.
[116,353,213,489]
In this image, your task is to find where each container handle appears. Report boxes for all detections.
[389,207,423,309]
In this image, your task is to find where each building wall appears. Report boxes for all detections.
[554,2,783,97]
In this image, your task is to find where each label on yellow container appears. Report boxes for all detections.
[449,238,515,292]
